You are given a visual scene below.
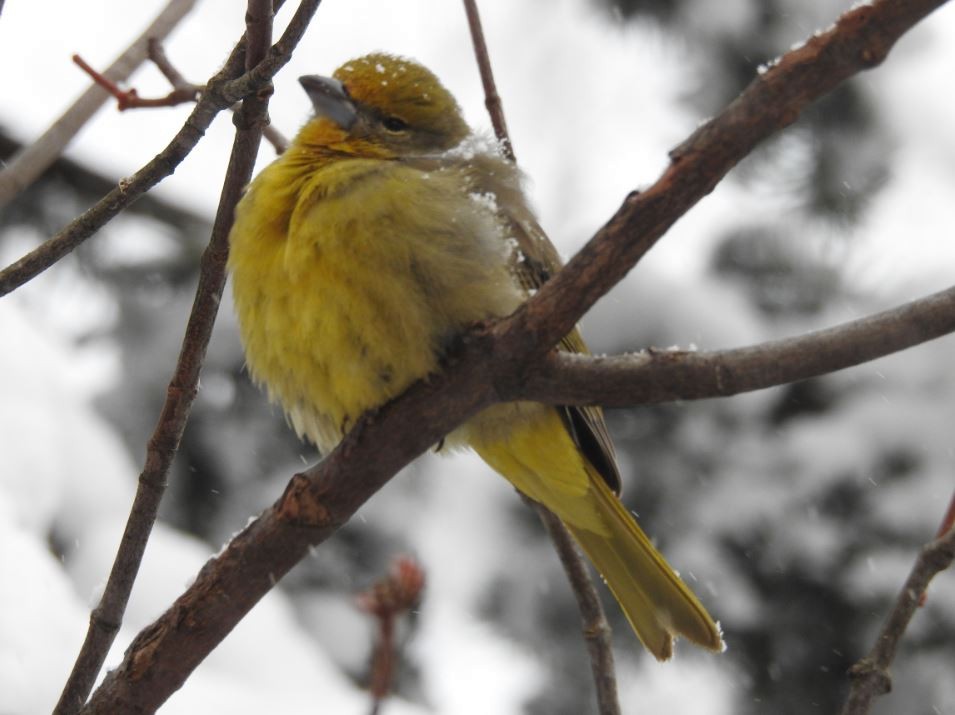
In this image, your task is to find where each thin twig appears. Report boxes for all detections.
[918,484,955,607]
[536,505,621,715]
[260,116,290,153]
[462,0,514,161]
[75,2,952,710]
[932,489,955,539]
[357,557,425,714]
[51,3,278,713]
[0,0,315,297]
[148,37,192,88]
[840,527,955,715]
[462,2,620,709]
[74,41,289,152]
[0,0,198,207]
[150,36,291,153]
[72,52,200,109]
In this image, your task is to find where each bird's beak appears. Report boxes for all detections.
[299,75,357,130]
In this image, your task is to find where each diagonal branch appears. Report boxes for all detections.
[496,0,950,366]
[840,527,955,715]
[0,0,198,208]
[78,0,952,710]
[0,0,317,297]
[0,58,239,297]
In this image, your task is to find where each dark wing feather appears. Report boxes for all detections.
[403,151,622,494]
[506,213,622,496]
[470,156,622,495]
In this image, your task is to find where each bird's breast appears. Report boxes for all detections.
[229,156,523,452]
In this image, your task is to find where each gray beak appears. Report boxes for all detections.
[299,75,358,130]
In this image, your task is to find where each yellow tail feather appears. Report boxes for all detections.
[467,404,721,659]
[566,474,723,660]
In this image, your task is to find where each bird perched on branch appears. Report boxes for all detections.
[228,52,722,660]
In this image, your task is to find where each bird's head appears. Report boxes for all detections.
[295,53,471,157]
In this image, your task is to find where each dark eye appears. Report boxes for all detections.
[382,116,408,132]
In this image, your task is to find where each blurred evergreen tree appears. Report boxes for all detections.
[3,1,953,705]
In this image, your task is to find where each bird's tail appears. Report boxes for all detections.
[566,473,723,660]
[466,403,721,659]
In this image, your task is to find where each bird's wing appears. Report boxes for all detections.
[402,149,622,494]
[501,206,623,496]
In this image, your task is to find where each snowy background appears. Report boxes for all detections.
[2,0,955,713]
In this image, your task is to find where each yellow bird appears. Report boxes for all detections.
[228,52,722,660]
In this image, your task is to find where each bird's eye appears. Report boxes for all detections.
[382,116,408,132]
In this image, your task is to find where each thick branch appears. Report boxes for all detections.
[76,1,951,709]
[516,282,955,406]
[82,329,496,713]
[840,527,955,715]
[495,0,950,365]
[0,0,198,207]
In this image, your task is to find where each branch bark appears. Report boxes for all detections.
[0,0,198,208]
[0,0,317,297]
[50,2,313,713]
[462,0,514,161]
[840,527,955,715]
[463,1,619,710]
[78,1,953,711]
[517,283,955,407]
[536,505,620,715]
[497,0,950,367]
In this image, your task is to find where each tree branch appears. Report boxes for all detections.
[146,38,289,152]
[0,0,318,297]
[77,1,953,710]
[52,2,285,713]
[535,505,620,715]
[496,0,950,367]
[462,1,619,710]
[840,527,955,715]
[71,51,200,110]
[517,282,955,407]
[0,0,198,208]
[462,0,514,161]
[74,40,290,152]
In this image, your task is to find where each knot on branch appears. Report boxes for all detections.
[125,620,169,681]
[921,534,955,572]
[582,618,613,642]
[848,658,892,695]
[233,106,272,131]
[89,608,122,634]
[844,6,892,68]
[277,472,331,527]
